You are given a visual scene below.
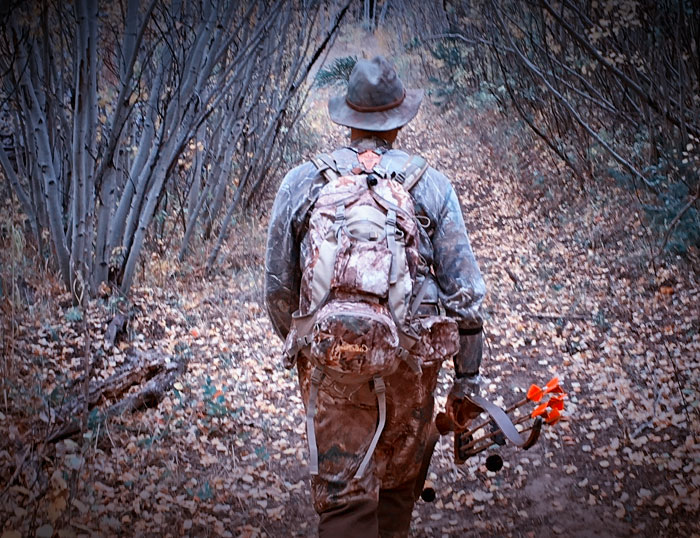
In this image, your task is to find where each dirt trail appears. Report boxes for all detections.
[3,93,698,537]
[176,95,698,537]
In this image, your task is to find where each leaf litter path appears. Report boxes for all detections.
[2,102,698,537]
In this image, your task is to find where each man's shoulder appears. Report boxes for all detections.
[381,149,450,183]
[282,147,451,190]
[421,164,451,187]
[284,160,317,179]
[279,161,319,192]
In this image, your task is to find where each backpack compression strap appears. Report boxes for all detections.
[311,153,340,183]
[306,367,388,480]
[354,376,386,479]
[306,367,325,475]
[396,155,429,191]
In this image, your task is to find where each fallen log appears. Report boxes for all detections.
[47,349,189,443]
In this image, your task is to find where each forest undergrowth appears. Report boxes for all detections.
[1,93,698,537]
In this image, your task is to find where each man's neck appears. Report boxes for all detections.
[350,135,393,152]
[350,128,399,145]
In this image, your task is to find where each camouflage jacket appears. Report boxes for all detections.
[264,137,485,374]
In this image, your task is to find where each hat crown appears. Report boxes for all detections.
[346,56,405,109]
[327,54,422,131]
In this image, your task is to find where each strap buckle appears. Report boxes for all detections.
[385,209,397,228]
[333,204,346,235]
[373,376,386,394]
[335,204,345,222]
[311,366,324,385]
[299,334,313,347]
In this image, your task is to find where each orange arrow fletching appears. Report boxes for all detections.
[544,377,560,393]
[545,408,562,425]
[548,396,565,411]
[532,402,548,418]
[527,384,544,402]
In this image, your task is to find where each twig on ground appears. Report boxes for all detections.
[0,445,31,500]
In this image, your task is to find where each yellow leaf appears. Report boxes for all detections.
[48,495,66,522]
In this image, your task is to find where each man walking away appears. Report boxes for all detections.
[265,56,486,537]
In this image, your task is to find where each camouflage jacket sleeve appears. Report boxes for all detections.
[264,161,320,340]
[399,159,485,328]
[410,165,486,377]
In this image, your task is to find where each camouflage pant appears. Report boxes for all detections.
[297,354,442,534]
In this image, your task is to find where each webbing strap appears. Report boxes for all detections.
[397,346,421,374]
[354,376,387,479]
[385,209,398,284]
[333,203,346,235]
[409,276,433,319]
[290,309,318,348]
[307,367,325,475]
[311,154,340,183]
[401,156,428,191]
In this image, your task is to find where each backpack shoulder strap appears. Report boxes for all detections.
[311,153,340,183]
[396,155,428,191]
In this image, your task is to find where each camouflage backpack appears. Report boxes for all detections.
[283,148,446,478]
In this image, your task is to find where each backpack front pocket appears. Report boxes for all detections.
[310,301,400,382]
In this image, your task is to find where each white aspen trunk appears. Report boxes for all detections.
[121,5,221,292]
[121,0,139,84]
[202,135,238,239]
[178,112,234,258]
[187,123,206,220]
[27,81,71,288]
[120,115,166,257]
[94,162,117,288]
[206,100,284,269]
[206,0,353,269]
[69,0,89,301]
[84,0,98,288]
[201,112,243,238]
[178,178,216,261]
[119,3,222,277]
[120,135,181,292]
[5,0,353,297]
[197,41,277,242]
[378,0,389,27]
[91,0,159,231]
[109,59,165,253]
[14,111,49,232]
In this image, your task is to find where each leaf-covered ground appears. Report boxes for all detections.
[1,96,698,537]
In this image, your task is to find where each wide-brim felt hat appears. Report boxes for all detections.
[328,56,423,131]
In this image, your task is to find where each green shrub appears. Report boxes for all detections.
[315,56,357,88]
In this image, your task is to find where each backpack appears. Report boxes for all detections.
[283,148,439,478]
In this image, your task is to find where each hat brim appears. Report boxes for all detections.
[328,88,423,131]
